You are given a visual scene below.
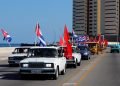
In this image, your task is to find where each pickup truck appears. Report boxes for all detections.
[19,46,66,80]
[8,47,30,66]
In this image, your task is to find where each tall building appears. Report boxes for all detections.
[73,0,88,35]
[73,0,99,36]
[73,0,120,41]
[104,0,119,41]
[89,0,98,36]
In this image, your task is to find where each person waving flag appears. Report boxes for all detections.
[1,29,12,43]
[35,23,46,46]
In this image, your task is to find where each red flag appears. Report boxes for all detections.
[64,42,72,59]
[104,39,108,46]
[64,25,70,44]
[1,29,8,38]
[63,25,72,59]
[59,36,64,46]
[35,23,41,37]
[66,42,72,59]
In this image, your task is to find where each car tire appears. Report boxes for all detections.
[77,60,81,66]
[20,74,27,79]
[73,61,77,68]
[9,64,13,67]
[53,68,59,80]
[89,56,91,59]
[86,56,89,60]
[61,66,66,75]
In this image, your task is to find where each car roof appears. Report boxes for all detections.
[30,46,60,50]
[15,46,31,49]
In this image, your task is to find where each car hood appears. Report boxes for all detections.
[9,54,27,57]
[80,50,86,53]
[20,57,58,63]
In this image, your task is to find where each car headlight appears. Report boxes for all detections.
[83,52,88,55]
[46,64,52,67]
[23,64,28,67]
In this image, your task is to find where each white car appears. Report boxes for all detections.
[8,47,30,66]
[67,46,81,68]
[60,46,81,68]
[19,46,66,80]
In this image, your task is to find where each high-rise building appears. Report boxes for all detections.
[89,0,98,36]
[73,0,119,42]
[73,0,99,36]
[73,0,88,35]
[104,0,119,41]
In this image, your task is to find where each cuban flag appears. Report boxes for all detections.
[35,23,46,46]
[1,29,12,42]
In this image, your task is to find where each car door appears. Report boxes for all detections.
[58,49,66,71]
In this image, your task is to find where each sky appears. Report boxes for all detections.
[0,0,72,44]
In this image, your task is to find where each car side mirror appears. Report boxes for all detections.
[12,52,15,54]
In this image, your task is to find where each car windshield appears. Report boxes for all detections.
[13,48,29,54]
[28,48,57,57]
[78,46,86,50]
[111,45,120,48]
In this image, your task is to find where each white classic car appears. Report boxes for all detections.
[60,46,81,68]
[67,46,81,68]
[19,46,66,80]
[8,47,30,66]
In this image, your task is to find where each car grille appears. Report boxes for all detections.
[29,62,44,68]
[14,57,25,60]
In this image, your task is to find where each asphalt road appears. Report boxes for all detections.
[0,48,120,86]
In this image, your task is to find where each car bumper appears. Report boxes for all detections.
[19,68,55,75]
[66,59,76,65]
[8,60,20,65]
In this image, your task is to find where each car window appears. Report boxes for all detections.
[28,48,57,58]
[78,46,86,50]
[13,48,29,54]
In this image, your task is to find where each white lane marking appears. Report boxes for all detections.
[63,83,77,86]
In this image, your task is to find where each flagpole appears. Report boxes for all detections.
[72,36,73,46]
[34,35,37,46]
[35,22,38,46]
[7,41,11,47]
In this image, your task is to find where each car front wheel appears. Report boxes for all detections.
[61,66,66,75]
[53,68,59,80]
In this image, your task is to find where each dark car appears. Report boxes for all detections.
[78,46,91,60]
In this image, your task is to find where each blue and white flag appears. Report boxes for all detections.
[35,23,46,46]
[72,29,78,38]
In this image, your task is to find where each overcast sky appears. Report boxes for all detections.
[0,0,72,43]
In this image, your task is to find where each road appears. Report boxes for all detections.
[0,48,120,86]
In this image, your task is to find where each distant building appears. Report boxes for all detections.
[73,0,120,42]
[104,0,120,41]
[73,0,88,35]
[73,0,101,36]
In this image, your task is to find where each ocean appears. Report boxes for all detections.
[0,43,20,47]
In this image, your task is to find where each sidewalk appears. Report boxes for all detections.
[0,47,15,61]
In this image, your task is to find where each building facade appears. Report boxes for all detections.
[73,0,98,36]
[73,0,88,35]
[104,0,119,41]
[73,0,119,42]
